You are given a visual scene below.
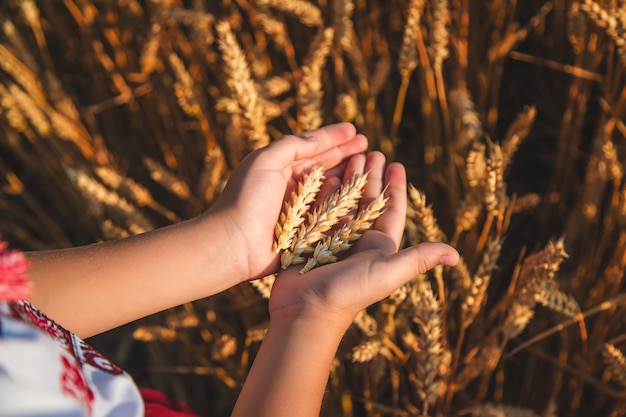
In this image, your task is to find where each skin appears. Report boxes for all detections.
[24,122,459,416]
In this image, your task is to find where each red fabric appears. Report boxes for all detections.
[140,388,201,417]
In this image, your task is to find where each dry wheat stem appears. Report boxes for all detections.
[274,166,325,252]
[281,172,368,268]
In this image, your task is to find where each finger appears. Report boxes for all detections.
[360,151,386,211]
[315,176,341,207]
[313,154,365,211]
[343,153,366,182]
[372,162,407,250]
[292,133,368,176]
[368,242,460,296]
[256,123,360,170]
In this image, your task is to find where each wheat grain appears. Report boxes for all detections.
[334,93,358,122]
[140,24,161,75]
[281,172,367,268]
[353,309,378,337]
[429,0,450,72]
[0,45,46,106]
[259,74,293,98]
[132,325,177,342]
[352,338,384,363]
[501,106,536,171]
[256,11,288,48]
[454,187,483,234]
[500,300,535,340]
[601,138,623,186]
[297,27,334,132]
[1,19,39,73]
[8,83,50,137]
[168,53,202,118]
[466,141,487,188]
[249,274,276,299]
[449,89,483,151]
[0,83,28,133]
[602,343,626,390]
[257,0,323,27]
[533,280,581,318]
[567,2,587,55]
[398,0,425,77]
[409,280,448,407]
[461,238,502,328]
[216,20,269,149]
[67,169,154,235]
[142,157,192,201]
[333,0,355,50]
[512,193,541,214]
[580,0,626,64]
[300,187,387,272]
[275,166,325,252]
[483,141,505,217]
[407,184,446,243]
[211,334,237,361]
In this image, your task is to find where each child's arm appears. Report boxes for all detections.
[25,123,368,338]
[231,154,459,417]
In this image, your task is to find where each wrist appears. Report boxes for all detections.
[268,302,353,340]
[191,211,249,287]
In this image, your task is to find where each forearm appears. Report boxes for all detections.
[232,313,348,417]
[26,214,244,338]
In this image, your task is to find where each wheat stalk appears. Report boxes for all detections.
[296,27,334,132]
[449,88,483,151]
[299,187,387,273]
[501,106,537,171]
[257,0,323,27]
[602,343,626,390]
[216,20,269,150]
[460,238,502,328]
[281,172,368,269]
[407,184,447,243]
[428,0,450,72]
[409,279,449,411]
[580,0,626,64]
[274,166,325,252]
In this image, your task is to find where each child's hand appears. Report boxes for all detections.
[207,123,368,282]
[267,151,459,329]
[231,149,459,417]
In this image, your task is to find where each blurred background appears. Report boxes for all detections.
[0,0,625,416]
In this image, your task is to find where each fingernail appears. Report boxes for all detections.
[296,133,315,140]
[439,254,458,266]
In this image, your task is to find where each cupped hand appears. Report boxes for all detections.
[207,123,368,283]
[267,152,459,329]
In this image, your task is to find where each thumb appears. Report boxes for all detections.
[255,123,357,168]
[369,242,459,295]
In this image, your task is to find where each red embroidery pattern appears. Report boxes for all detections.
[60,354,95,413]
[9,301,123,374]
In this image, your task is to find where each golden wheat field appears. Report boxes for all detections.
[1,0,625,416]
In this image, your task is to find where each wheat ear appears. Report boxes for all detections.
[281,173,368,269]
[300,187,388,273]
[603,343,626,390]
[274,166,325,252]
